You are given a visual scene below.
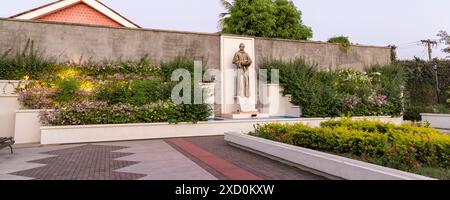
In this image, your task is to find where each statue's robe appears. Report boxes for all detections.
[233,51,252,98]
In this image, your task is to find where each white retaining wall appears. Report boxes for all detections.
[0,95,19,138]
[40,116,402,145]
[14,110,42,144]
[421,113,450,130]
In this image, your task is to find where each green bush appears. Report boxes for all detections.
[54,78,82,104]
[327,36,351,52]
[76,56,161,79]
[94,80,171,106]
[0,39,56,80]
[160,57,192,81]
[260,59,405,117]
[251,118,450,179]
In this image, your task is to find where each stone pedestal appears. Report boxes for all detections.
[221,112,270,119]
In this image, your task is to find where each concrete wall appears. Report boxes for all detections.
[0,19,390,70]
[0,18,221,69]
[255,37,391,71]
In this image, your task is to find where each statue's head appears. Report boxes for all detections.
[239,43,245,51]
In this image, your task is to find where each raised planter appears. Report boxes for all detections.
[0,95,19,138]
[40,116,403,145]
[420,113,450,130]
[224,132,434,180]
[14,110,44,144]
[0,80,28,95]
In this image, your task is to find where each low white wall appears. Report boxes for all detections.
[421,113,450,130]
[40,116,403,145]
[0,95,19,138]
[225,132,434,180]
[0,80,28,95]
[260,84,300,117]
[14,110,42,144]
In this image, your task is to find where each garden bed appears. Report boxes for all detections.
[225,132,434,180]
[245,118,450,180]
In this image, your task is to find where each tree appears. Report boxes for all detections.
[437,30,450,58]
[218,0,232,30]
[272,0,312,40]
[220,0,313,40]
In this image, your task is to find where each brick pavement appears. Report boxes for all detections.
[180,136,326,180]
[11,145,146,180]
[1,136,327,180]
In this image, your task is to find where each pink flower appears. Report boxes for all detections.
[114,73,124,80]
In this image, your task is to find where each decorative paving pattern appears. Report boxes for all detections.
[109,140,217,180]
[10,145,146,180]
[180,136,327,180]
[1,137,326,180]
[166,138,263,180]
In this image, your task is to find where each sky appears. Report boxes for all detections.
[1,0,449,60]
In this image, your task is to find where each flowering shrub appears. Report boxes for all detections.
[343,95,361,109]
[368,93,388,107]
[260,59,405,117]
[335,69,372,95]
[251,118,450,179]
[39,100,211,126]
[18,88,55,109]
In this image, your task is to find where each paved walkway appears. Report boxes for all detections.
[0,136,325,180]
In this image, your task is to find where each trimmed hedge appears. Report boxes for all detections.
[251,118,450,179]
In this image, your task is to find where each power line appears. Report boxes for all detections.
[396,41,421,47]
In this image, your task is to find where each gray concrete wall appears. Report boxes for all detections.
[0,19,221,69]
[0,19,390,70]
[255,37,391,71]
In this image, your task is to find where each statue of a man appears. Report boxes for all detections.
[233,43,252,97]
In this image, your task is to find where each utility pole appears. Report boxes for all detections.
[420,39,438,61]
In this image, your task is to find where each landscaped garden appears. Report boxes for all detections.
[261,58,450,120]
[250,118,450,179]
[261,59,405,118]
[0,42,211,125]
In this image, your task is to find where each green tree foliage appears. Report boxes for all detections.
[438,30,450,57]
[220,0,312,40]
[272,0,313,40]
